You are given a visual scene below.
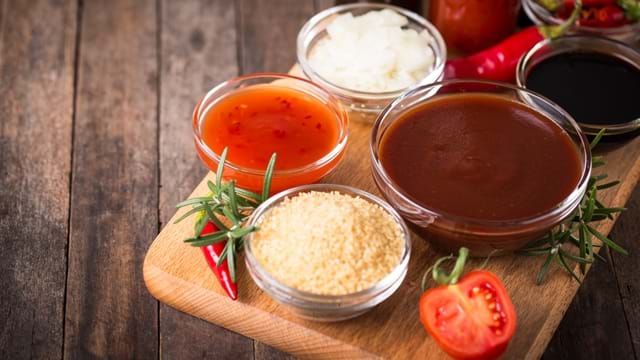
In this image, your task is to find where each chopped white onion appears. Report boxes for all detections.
[308,9,435,93]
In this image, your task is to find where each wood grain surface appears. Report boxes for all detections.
[1,0,639,359]
[64,0,159,357]
[545,187,640,360]
[144,107,640,358]
[0,0,76,358]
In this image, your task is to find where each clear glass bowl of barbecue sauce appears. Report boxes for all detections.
[370,80,591,255]
[517,36,640,138]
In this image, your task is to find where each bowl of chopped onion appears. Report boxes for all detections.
[296,3,446,115]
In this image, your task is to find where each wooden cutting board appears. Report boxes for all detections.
[144,69,640,359]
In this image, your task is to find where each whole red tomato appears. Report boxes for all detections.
[429,0,521,54]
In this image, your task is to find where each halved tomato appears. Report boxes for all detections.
[419,259,516,359]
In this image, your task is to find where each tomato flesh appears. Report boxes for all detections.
[419,270,516,360]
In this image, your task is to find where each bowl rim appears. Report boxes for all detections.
[244,183,411,304]
[522,0,640,34]
[369,79,592,230]
[296,2,447,100]
[192,72,349,177]
[516,35,640,136]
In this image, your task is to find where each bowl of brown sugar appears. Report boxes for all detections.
[244,184,411,321]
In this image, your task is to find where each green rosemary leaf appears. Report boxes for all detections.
[578,224,587,273]
[216,147,229,189]
[523,232,556,250]
[593,207,626,214]
[593,173,608,181]
[176,196,213,208]
[557,252,582,283]
[202,202,229,231]
[558,230,571,244]
[262,153,277,203]
[194,212,208,237]
[583,194,596,222]
[586,227,595,260]
[235,187,262,203]
[227,181,240,219]
[216,241,230,267]
[222,206,239,226]
[549,229,557,246]
[585,224,628,255]
[227,239,236,282]
[594,198,615,219]
[173,205,205,224]
[593,250,607,263]
[592,157,606,168]
[518,247,554,256]
[230,225,257,239]
[590,128,606,150]
[559,249,592,264]
[537,253,556,285]
[596,180,621,190]
[207,180,217,194]
[568,234,579,246]
[185,231,229,247]
[587,214,609,222]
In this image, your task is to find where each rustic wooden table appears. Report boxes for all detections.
[1,0,638,359]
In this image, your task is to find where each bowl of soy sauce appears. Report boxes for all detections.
[517,35,640,137]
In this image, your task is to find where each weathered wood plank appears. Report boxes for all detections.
[315,0,337,11]
[237,0,316,73]
[0,0,77,358]
[543,246,636,360]
[610,187,640,358]
[337,0,423,12]
[63,0,159,358]
[157,1,253,358]
[544,165,639,359]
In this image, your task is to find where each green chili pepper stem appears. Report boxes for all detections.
[540,0,582,39]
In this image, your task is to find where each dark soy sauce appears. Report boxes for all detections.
[526,52,640,126]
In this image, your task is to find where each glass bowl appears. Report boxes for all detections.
[192,73,349,193]
[244,184,411,322]
[522,0,640,44]
[517,35,640,136]
[370,80,592,255]
[296,3,446,116]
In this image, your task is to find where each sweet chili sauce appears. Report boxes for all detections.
[196,85,345,192]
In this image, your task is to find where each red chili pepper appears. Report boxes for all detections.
[200,221,238,300]
[444,2,582,83]
[444,27,543,82]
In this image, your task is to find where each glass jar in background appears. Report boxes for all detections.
[429,0,521,54]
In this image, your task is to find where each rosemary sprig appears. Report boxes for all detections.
[175,147,277,282]
[518,129,628,284]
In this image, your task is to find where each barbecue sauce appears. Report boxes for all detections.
[379,93,582,221]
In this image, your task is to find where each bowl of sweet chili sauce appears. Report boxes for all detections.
[370,80,591,255]
[193,73,348,193]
